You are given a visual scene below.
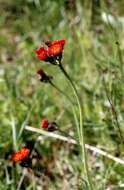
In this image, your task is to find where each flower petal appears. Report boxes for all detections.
[51,39,65,46]
[11,147,31,162]
[48,44,63,56]
[48,39,65,56]
[41,118,49,128]
[35,47,48,60]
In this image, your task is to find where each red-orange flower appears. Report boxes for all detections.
[11,147,31,162]
[35,39,65,64]
[48,39,65,56]
[41,119,58,131]
[37,68,52,82]
[41,118,49,129]
[37,68,46,78]
[36,47,48,60]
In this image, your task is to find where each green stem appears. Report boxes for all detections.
[102,75,123,144]
[49,80,80,138]
[59,63,93,190]
[116,42,124,77]
[49,80,74,105]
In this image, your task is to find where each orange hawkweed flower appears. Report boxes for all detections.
[41,118,57,131]
[37,68,46,79]
[37,68,52,82]
[35,39,65,64]
[36,47,48,60]
[48,39,65,56]
[41,118,49,129]
[11,147,31,162]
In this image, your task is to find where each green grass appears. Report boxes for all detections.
[1,0,124,189]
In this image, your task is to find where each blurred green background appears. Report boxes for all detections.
[1,0,124,189]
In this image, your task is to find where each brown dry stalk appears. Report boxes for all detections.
[25,126,124,166]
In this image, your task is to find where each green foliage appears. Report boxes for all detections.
[1,0,124,189]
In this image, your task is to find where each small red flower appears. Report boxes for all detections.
[37,68,52,82]
[35,39,65,64]
[48,39,65,56]
[35,47,48,60]
[41,118,49,129]
[11,147,31,162]
[41,119,58,131]
[37,68,45,77]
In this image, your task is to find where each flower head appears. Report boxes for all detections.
[48,39,65,56]
[36,47,48,61]
[37,68,52,82]
[41,118,57,131]
[11,147,31,162]
[41,118,49,129]
[35,39,65,64]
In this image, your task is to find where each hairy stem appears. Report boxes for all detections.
[59,63,93,190]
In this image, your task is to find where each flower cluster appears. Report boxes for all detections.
[36,39,65,64]
[11,39,65,167]
[36,40,65,132]
[10,36,91,189]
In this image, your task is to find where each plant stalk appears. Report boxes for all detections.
[49,80,80,139]
[59,63,93,190]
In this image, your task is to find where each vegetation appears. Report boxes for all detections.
[1,0,124,189]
